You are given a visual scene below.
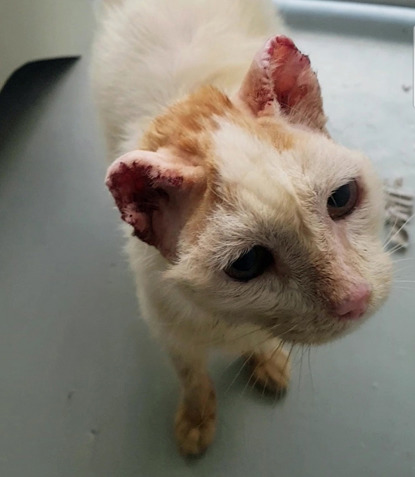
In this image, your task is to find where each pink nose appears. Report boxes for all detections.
[334,285,371,320]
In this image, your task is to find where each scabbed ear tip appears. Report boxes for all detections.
[266,35,310,67]
[274,35,296,49]
[264,35,297,56]
[105,160,132,196]
[238,32,323,129]
[105,157,126,186]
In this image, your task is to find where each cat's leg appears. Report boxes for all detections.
[169,347,216,456]
[245,339,291,396]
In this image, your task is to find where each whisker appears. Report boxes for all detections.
[383,208,401,247]
[261,378,267,399]
[273,339,287,405]
[394,264,415,275]
[383,212,415,249]
[226,335,290,395]
[387,243,406,256]
[307,346,315,394]
[285,343,295,373]
[391,288,415,294]
[264,339,286,365]
[297,345,306,389]
[241,365,257,397]
[392,257,415,264]
[221,355,241,374]
[206,325,266,347]
[225,352,254,394]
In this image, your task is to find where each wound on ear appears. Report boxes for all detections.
[238,35,326,131]
[106,159,183,246]
[105,149,206,259]
[267,36,311,114]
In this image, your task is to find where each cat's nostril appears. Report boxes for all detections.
[334,285,371,320]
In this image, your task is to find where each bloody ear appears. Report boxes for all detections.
[105,150,206,259]
[237,36,327,131]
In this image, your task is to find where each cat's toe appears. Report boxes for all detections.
[247,349,290,397]
[174,397,216,456]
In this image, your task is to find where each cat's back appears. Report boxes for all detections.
[91,0,282,156]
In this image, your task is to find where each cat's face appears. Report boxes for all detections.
[106,36,392,344]
[168,113,392,344]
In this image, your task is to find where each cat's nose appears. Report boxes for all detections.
[333,285,371,320]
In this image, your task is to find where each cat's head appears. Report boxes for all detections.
[106,36,392,344]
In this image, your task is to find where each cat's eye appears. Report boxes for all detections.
[327,180,358,220]
[225,246,273,282]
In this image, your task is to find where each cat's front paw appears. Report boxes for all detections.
[174,390,216,456]
[247,349,290,397]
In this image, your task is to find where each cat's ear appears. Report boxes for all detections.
[105,150,206,259]
[237,35,327,131]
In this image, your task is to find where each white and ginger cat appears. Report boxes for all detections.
[92,0,392,456]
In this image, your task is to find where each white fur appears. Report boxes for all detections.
[92,0,392,454]
[91,0,283,159]
[92,0,288,355]
[92,0,392,377]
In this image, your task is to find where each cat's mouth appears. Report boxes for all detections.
[270,320,362,345]
[266,308,369,345]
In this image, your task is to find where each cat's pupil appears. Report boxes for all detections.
[225,246,273,282]
[233,250,256,271]
[328,183,351,208]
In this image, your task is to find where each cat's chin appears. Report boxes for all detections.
[270,314,366,346]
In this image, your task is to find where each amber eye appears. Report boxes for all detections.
[327,180,359,220]
[225,246,273,282]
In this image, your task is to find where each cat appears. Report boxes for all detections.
[91,0,392,456]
